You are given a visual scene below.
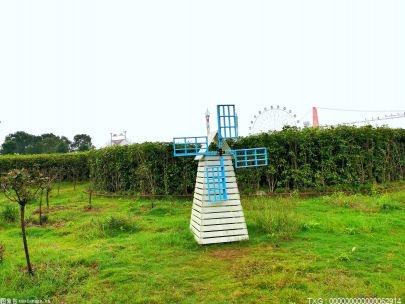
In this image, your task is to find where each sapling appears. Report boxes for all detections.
[42,171,56,210]
[1,169,42,275]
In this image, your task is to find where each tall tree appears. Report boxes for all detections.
[1,131,36,154]
[56,136,72,153]
[70,134,95,151]
[1,132,73,154]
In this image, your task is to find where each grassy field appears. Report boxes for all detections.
[0,183,404,303]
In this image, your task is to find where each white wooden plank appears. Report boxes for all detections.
[193,184,240,195]
[192,200,242,208]
[193,192,241,202]
[191,207,201,215]
[195,175,237,183]
[190,225,201,239]
[199,228,248,238]
[197,163,234,169]
[191,209,245,222]
[197,160,233,167]
[191,216,246,226]
[197,223,247,232]
[192,204,243,214]
[196,170,234,176]
[192,200,244,209]
[194,184,240,193]
[200,211,245,220]
[197,234,249,244]
[196,164,234,170]
[194,184,238,191]
[203,154,232,160]
[194,184,239,192]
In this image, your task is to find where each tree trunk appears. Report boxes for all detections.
[88,190,92,209]
[46,189,50,209]
[20,205,34,276]
[39,189,43,225]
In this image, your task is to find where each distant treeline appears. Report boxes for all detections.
[1,126,404,194]
[0,131,95,154]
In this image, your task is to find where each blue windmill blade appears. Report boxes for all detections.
[217,105,238,146]
[205,157,228,202]
[173,136,209,157]
[233,147,268,168]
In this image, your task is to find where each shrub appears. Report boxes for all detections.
[80,216,137,239]
[249,198,301,240]
[101,216,137,236]
[1,204,19,223]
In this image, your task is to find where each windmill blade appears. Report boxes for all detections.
[233,148,268,168]
[217,105,238,145]
[205,156,228,202]
[173,136,208,157]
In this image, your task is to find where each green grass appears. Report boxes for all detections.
[1,183,404,303]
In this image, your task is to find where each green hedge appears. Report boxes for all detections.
[234,125,405,192]
[88,143,196,194]
[0,152,90,181]
[2,126,405,194]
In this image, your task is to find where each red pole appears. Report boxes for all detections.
[312,107,319,127]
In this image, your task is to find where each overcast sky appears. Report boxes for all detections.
[1,0,404,148]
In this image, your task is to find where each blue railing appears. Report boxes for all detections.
[233,147,268,168]
[173,136,208,157]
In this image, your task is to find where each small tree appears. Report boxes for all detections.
[43,170,57,209]
[1,169,41,275]
[38,181,49,225]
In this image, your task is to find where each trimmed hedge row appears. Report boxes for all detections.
[2,126,405,194]
[0,152,90,181]
[235,125,405,192]
[88,126,405,194]
[87,143,196,194]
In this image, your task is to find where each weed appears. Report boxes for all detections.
[1,204,18,223]
[323,191,352,207]
[102,215,136,234]
[301,221,320,231]
[379,203,401,212]
[337,247,357,262]
[337,252,351,262]
[80,215,137,239]
[27,212,49,225]
[250,198,301,240]
[344,227,358,235]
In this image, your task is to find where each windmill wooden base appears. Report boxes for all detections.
[190,155,249,245]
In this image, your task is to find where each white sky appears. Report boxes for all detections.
[1,0,404,148]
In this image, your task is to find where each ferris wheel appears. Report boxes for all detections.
[249,105,300,134]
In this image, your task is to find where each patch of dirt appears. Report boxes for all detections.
[32,206,69,215]
[26,223,43,227]
[83,206,102,212]
[26,221,67,228]
[51,221,67,228]
[209,247,251,260]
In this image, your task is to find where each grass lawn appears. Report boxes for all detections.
[0,183,404,303]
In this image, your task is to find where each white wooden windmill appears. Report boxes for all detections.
[173,104,268,244]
